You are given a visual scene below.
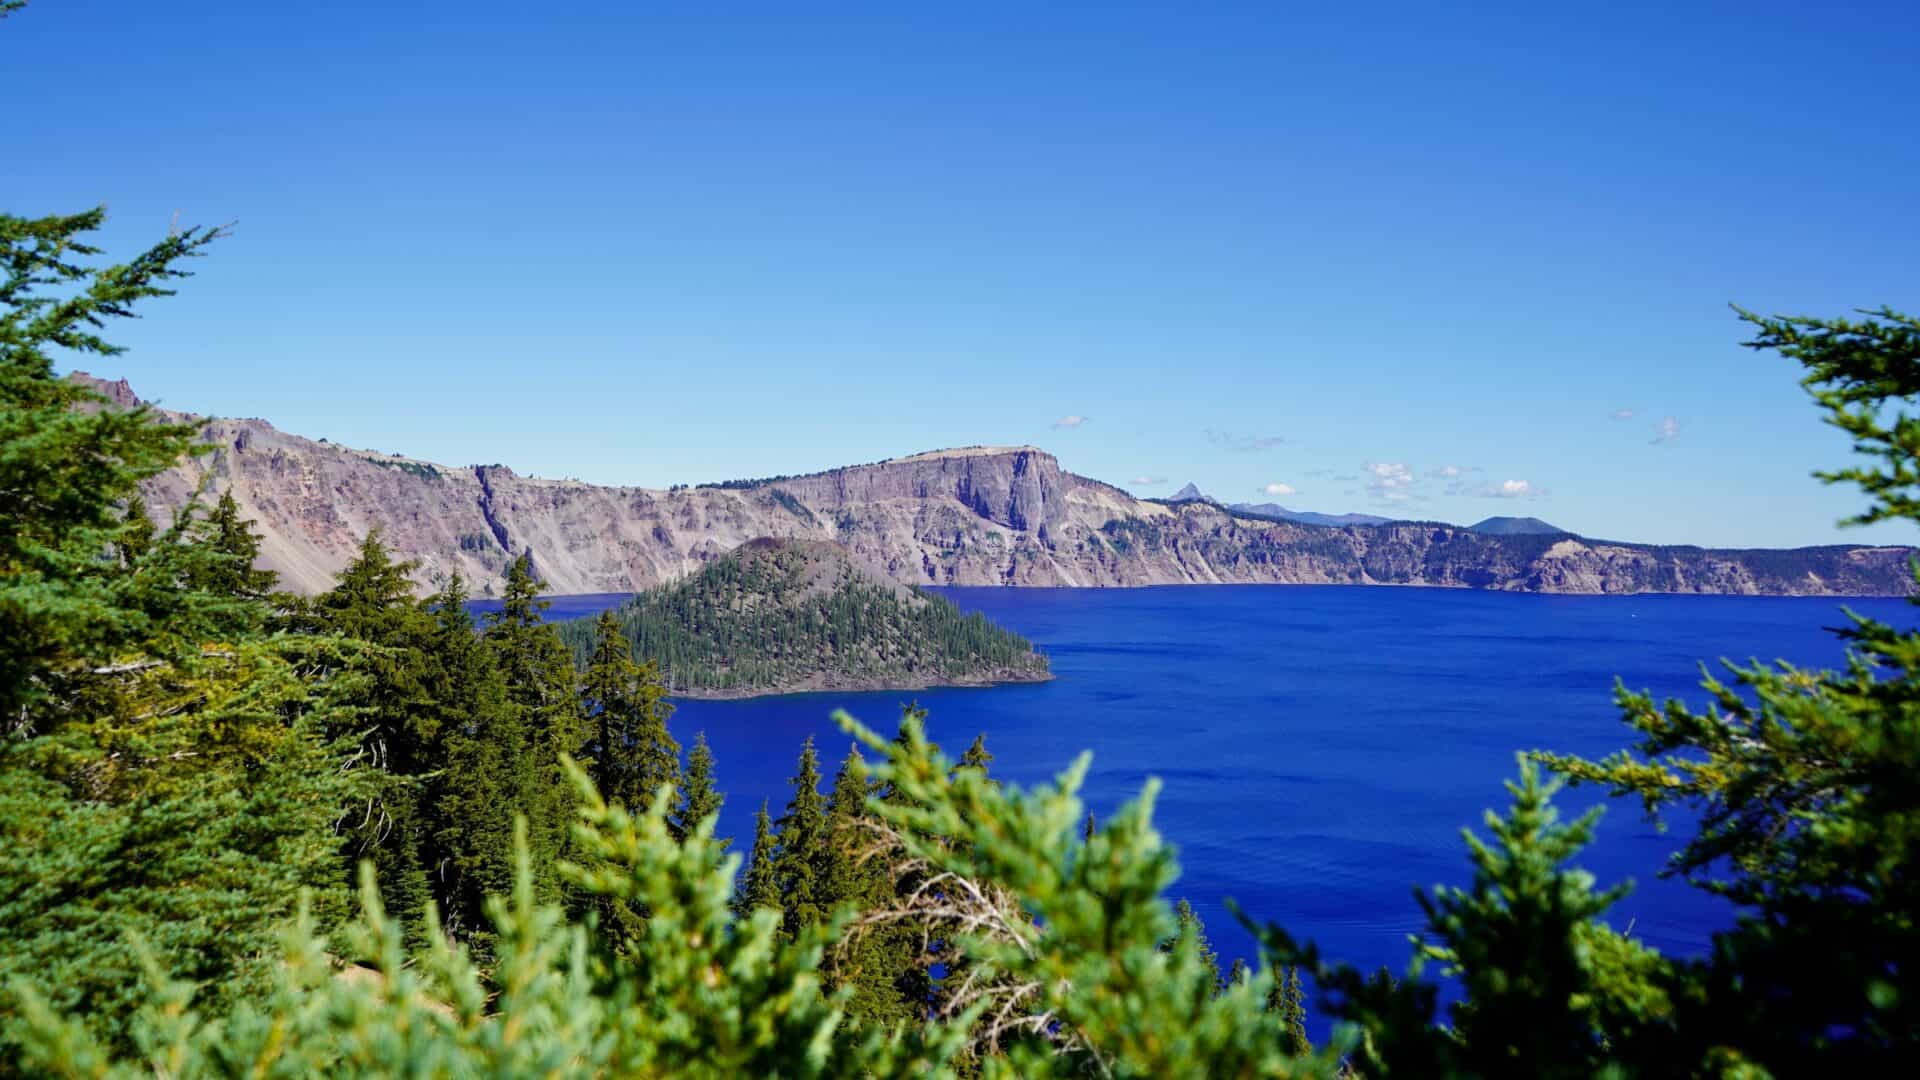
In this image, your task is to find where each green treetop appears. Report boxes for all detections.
[188,490,279,601]
[484,554,588,901]
[581,610,680,816]
[735,799,782,922]
[775,735,830,935]
[677,730,725,847]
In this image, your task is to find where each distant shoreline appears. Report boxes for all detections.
[665,666,1054,701]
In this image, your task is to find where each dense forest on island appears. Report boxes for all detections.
[5,7,1920,1072]
[554,537,1050,696]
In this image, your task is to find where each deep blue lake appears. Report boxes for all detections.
[478,585,1911,1033]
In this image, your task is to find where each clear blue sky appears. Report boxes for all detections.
[10,1,1917,547]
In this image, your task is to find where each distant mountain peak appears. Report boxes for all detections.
[1168,482,1209,502]
[1229,502,1395,528]
[66,371,143,410]
[1467,516,1568,536]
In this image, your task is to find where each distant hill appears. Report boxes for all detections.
[1230,502,1396,528]
[553,538,1051,698]
[1468,516,1568,536]
[1167,482,1215,503]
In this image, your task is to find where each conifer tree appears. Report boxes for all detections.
[1,201,365,1054]
[119,494,155,568]
[735,800,781,921]
[581,610,679,814]
[820,742,919,1028]
[1265,966,1311,1057]
[422,572,525,941]
[0,205,234,720]
[188,489,279,601]
[484,554,587,901]
[774,736,829,934]
[304,531,441,942]
[1165,898,1224,996]
[955,732,996,783]
[677,731,725,848]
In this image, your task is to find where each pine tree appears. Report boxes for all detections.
[188,490,279,601]
[421,572,524,942]
[774,736,829,935]
[304,532,440,943]
[955,732,996,785]
[119,494,155,568]
[581,610,679,815]
[1266,966,1311,1057]
[0,203,365,1054]
[824,741,926,1031]
[1165,898,1224,995]
[1227,957,1251,990]
[677,731,725,848]
[0,205,233,720]
[484,554,587,901]
[735,800,781,921]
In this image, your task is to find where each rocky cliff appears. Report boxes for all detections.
[92,375,1916,598]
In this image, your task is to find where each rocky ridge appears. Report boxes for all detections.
[89,375,1917,598]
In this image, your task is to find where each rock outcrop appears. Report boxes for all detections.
[83,374,1916,598]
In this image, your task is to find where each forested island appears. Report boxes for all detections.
[554,537,1050,697]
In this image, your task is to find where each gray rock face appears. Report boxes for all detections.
[88,376,1917,598]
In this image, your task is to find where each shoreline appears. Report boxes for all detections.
[665,665,1053,702]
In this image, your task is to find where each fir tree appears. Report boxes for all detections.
[421,572,525,942]
[735,800,781,921]
[118,494,155,568]
[774,736,829,935]
[677,730,725,848]
[484,554,587,901]
[1165,898,1224,996]
[581,610,679,815]
[1265,966,1311,1057]
[303,532,440,943]
[188,489,279,601]
[0,204,234,720]
[823,742,920,1030]
[0,201,365,1054]
[954,732,996,785]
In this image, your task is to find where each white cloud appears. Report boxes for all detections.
[1651,416,1681,444]
[1051,414,1088,429]
[1479,479,1544,499]
[1364,461,1415,491]
[1131,475,1165,486]
[1262,482,1297,496]
[1430,464,1464,478]
[1612,408,1637,421]
[1380,491,1412,503]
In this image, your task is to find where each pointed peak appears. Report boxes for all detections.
[65,371,143,410]
[1168,482,1209,503]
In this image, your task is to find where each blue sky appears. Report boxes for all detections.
[9,1,1917,547]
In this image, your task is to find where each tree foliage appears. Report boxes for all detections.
[555,538,1048,694]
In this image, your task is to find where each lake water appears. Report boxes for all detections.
[483,585,1911,1031]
